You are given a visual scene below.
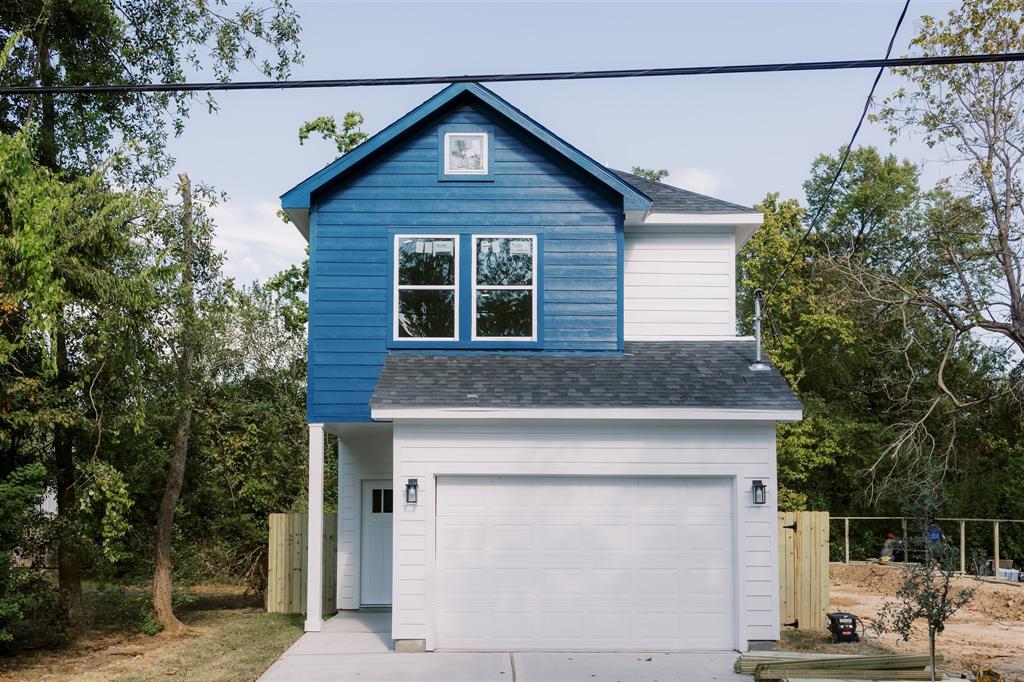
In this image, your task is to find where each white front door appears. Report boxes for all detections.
[434,476,735,650]
[360,480,393,606]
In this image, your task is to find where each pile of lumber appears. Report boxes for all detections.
[734,652,945,681]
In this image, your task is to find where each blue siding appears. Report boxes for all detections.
[308,102,624,423]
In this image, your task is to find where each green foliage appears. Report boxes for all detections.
[0,462,49,646]
[299,112,369,158]
[739,145,1022,523]
[78,460,134,564]
[0,0,303,177]
[630,166,669,182]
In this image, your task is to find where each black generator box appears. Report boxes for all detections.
[827,612,859,643]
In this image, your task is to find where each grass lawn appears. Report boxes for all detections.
[0,585,304,682]
[777,629,891,657]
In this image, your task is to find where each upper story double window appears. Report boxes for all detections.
[393,234,538,345]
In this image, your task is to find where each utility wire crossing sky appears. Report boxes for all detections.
[1,52,1022,95]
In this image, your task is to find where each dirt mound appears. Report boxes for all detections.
[969,583,1024,622]
[830,563,909,594]
[831,563,1024,621]
[829,563,1024,681]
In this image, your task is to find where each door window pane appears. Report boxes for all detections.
[372,488,382,514]
[398,290,455,338]
[476,290,533,338]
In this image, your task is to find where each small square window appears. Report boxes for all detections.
[444,132,488,175]
[371,488,393,514]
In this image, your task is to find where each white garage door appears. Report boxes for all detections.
[435,476,735,650]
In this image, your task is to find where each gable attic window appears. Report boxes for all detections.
[394,235,458,340]
[437,125,494,181]
[445,133,487,174]
[473,235,537,340]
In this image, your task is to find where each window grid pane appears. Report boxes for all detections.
[473,236,536,339]
[394,235,458,340]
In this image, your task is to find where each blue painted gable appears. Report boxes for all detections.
[297,86,639,424]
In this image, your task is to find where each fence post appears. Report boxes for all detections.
[959,520,966,574]
[994,520,1000,576]
[901,517,908,565]
[844,518,850,564]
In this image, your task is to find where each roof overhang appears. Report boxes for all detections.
[625,211,765,249]
[371,406,803,422]
[281,82,653,241]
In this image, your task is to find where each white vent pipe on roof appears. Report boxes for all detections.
[750,288,771,372]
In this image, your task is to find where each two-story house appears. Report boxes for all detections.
[280,82,801,653]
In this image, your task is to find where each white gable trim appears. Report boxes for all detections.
[639,212,764,225]
[623,212,763,250]
[372,406,802,421]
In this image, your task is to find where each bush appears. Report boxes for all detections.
[0,565,68,652]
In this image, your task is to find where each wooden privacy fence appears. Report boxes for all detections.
[778,511,830,631]
[267,513,337,615]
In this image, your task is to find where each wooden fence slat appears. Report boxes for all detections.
[778,511,829,631]
[266,512,339,616]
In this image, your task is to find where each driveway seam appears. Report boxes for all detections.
[509,652,517,682]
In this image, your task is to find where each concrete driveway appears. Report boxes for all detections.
[259,611,746,682]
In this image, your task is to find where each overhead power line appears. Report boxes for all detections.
[0,50,1021,96]
[765,0,911,299]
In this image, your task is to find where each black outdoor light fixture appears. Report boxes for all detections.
[405,478,418,504]
[752,479,768,505]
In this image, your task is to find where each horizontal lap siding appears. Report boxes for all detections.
[308,104,622,423]
[392,419,780,649]
[624,226,737,340]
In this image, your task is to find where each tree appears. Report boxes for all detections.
[831,0,1024,477]
[0,1,302,177]
[740,147,1009,510]
[150,174,225,633]
[876,474,974,681]
[0,0,303,634]
[299,112,368,157]
[630,166,669,182]
[0,129,156,633]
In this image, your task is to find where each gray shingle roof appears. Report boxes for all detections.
[370,340,801,412]
[611,169,755,214]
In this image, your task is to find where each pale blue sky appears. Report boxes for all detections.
[165,0,960,284]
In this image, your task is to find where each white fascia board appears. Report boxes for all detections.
[637,212,764,226]
[623,212,763,251]
[372,406,803,422]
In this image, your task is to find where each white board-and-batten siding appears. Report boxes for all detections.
[391,419,780,650]
[623,225,737,340]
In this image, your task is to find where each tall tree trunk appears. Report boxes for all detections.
[54,329,84,635]
[929,626,936,682]
[37,27,84,635]
[152,174,196,634]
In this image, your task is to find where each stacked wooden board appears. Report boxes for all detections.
[734,653,945,681]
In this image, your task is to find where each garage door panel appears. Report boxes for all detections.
[435,476,735,650]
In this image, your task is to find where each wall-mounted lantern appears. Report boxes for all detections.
[405,478,419,504]
[752,479,768,505]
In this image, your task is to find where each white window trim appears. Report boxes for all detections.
[471,234,538,342]
[443,132,488,175]
[393,234,459,342]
